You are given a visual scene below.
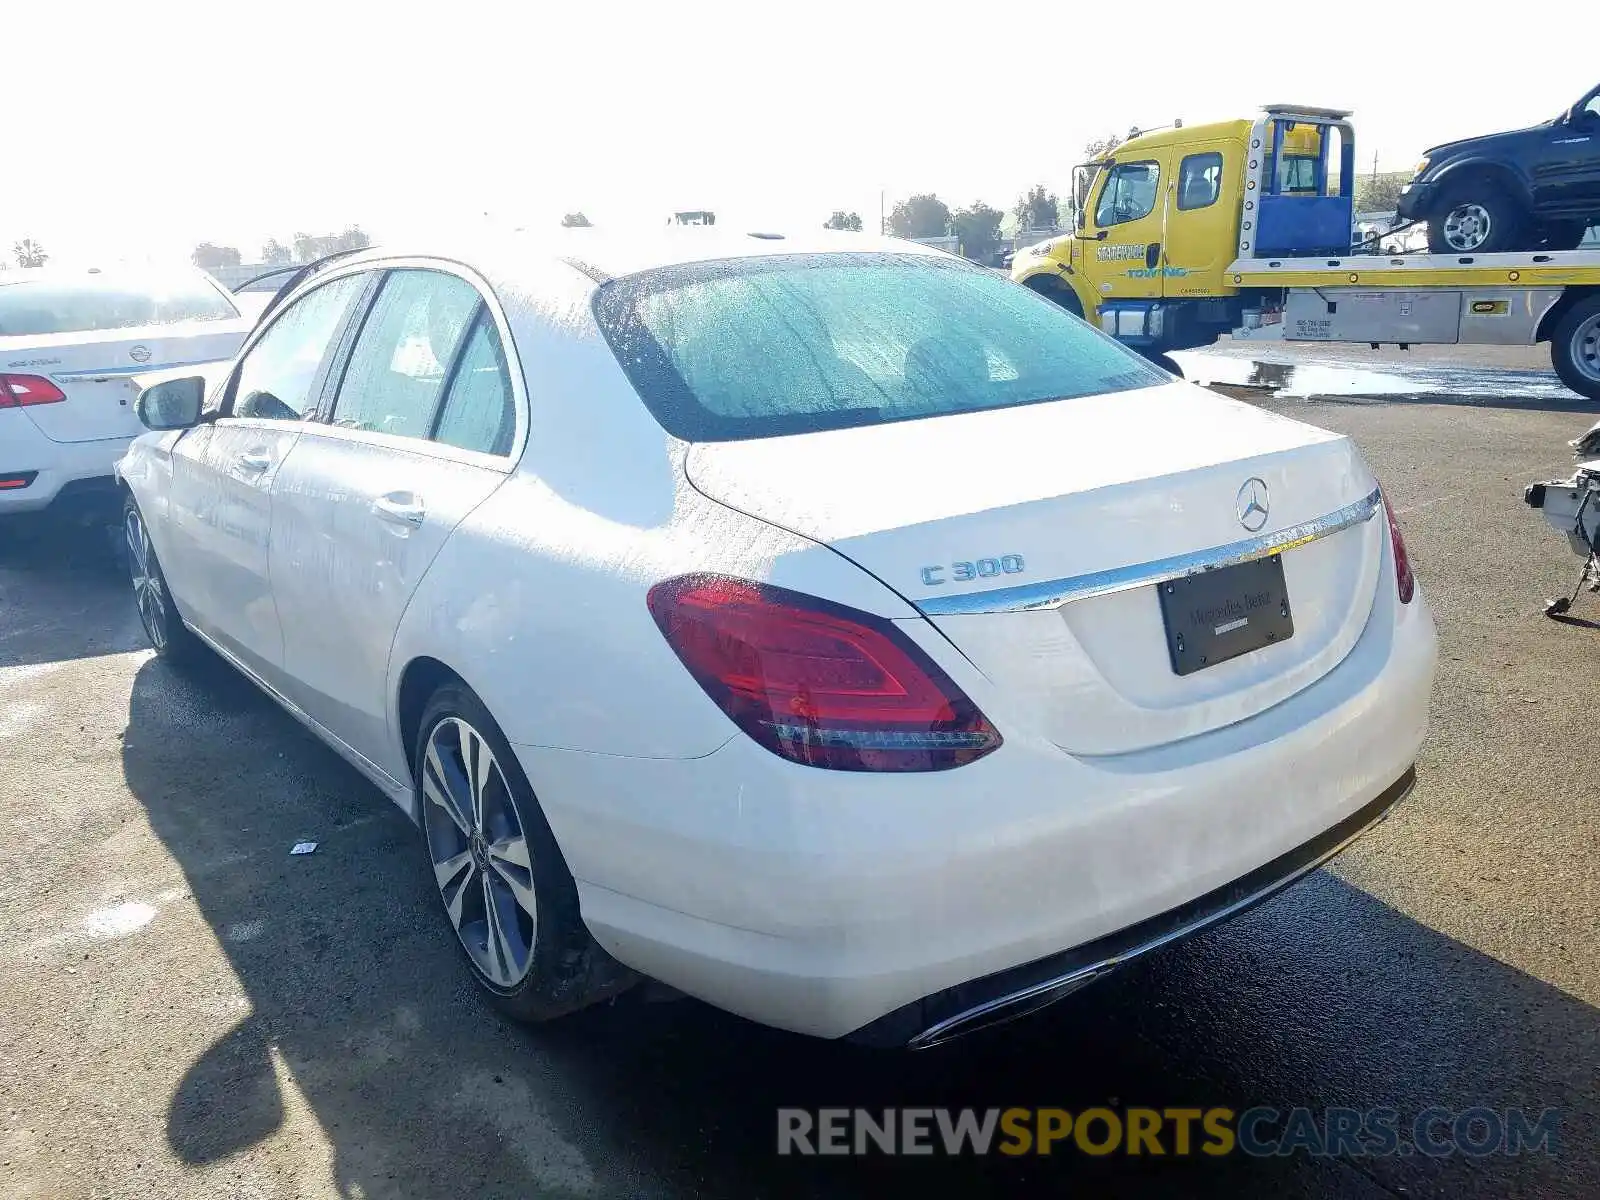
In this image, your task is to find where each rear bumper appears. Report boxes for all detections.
[0,415,130,517]
[852,766,1414,1047]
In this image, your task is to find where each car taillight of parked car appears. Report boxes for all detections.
[0,374,67,407]
[1382,492,1416,604]
[647,574,1002,771]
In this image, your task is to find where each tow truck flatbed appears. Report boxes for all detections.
[1228,249,1600,289]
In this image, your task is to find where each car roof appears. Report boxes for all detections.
[542,227,946,280]
[316,226,950,291]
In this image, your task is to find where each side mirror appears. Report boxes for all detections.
[135,376,206,431]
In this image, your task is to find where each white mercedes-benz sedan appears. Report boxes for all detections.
[116,230,1437,1046]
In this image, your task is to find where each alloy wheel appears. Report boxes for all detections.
[125,507,167,651]
[1442,203,1493,252]
[421,717,538,988]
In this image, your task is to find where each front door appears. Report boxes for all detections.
[161,273,369,683]
[1161,140,1238,299]
[269,268,519,776]
[1081,152,1171,301]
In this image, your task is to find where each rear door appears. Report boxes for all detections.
[268,267,519,771]
[1081,152,1172,300]
[160,273,371,683]
[1161,140,1238,298]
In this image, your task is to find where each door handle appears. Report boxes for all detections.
[1146,242,1162,270]
[236,450,272,475]
[372,492,425,527]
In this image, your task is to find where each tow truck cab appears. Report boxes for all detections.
[1014,107,1357,353]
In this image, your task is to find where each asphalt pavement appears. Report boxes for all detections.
[3,356,1600,1199]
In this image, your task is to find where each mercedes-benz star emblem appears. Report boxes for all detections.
[129,345,152,364]
[1236,478,1270,532]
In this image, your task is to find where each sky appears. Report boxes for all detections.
[6,0,1596,265]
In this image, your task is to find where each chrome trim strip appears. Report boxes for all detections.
[907,768,1416,1049]
[915,487,1383,617]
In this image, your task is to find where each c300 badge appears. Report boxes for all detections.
[920,555,1026,587]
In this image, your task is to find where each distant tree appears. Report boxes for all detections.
[1073,133,1127,217]
[291,226,370,263]
[14,238,48,268]
[331,225,371,252]
[951,202,1005,262]
[1014,184,1060,232]
[191,242,243,270]
[1356,172,1409,215]
[1083,133,1125,161]
[824,210,864,231]
[888,194,952,239]
[561,212,593,227]
[260,238,293,265]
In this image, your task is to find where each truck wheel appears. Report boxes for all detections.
[1551,295,1600,402]
[1024,276,1084,320]
[1426,180,1525,254]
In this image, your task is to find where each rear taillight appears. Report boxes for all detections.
[647,574,1002,772]
[0,374,67,407]
[1382,494,1415,604]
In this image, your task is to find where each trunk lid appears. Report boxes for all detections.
[686,382,1384,755]
[3,323,246,444]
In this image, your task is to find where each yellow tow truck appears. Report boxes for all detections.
[1012,105,1600,400]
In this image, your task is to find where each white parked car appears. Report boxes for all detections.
[116,231,1437,1046]
[0,265,249,523]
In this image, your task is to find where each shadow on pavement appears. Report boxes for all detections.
[120,655,1599,1199]
[0,518,145,671]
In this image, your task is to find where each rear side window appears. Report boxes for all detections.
[0,270,239,336]
[331,270,481,439]
[1177,153,1223,210]
[433,314,515,456]
[593,252,1164,442]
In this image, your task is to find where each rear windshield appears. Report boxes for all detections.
[593,252,1165,442]
[0,270,239,337]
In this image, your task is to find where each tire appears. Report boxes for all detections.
[1024,275,1085,320]
[1551,295,1600,403]
[414,681,637,1022]
[123,495,201,664]
[1426,180,1526,254]
[1144,351,1184,377]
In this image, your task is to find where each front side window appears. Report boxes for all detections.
[1094,162,1160,227]
[331,270,481,439]
[0,269,239,337]
[1177,153,1223,210]
[231,274,366,421]
[433,313,515,456]
[593,252,1165,442]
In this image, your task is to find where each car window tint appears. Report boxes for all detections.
[1094,162,1159,227]
[232,274,366,421]
[0,269,239,337]
[433,313,515,456]
[332,270,481,439]
[594,252,1165,442]
[1177,152,1223,210]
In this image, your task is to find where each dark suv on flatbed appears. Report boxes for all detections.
[1398,83,1600,254]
